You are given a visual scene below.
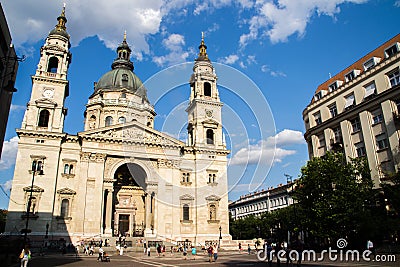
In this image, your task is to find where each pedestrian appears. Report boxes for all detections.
[162,245,166,256]
[144,242,147,254]
[191,246,196,260]
[213,245,218,262]
[19,245,31,267]
[89,245,94,255]
[170,245,174,256]
[147,246,151,257]
[183,246,188,260]
[97,247,104,261]
[156,243,161,257]
[207,245,214,262]
[247,244,251,254]
[238,242,242,253]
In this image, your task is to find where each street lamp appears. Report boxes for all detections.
[284,174,294,245]
[23,160,44,244]
[218,226,222,248]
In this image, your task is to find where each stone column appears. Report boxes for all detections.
[144,193,152,236]
[104,189,113,235]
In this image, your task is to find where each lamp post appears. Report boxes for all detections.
[23,160,43,244]
[45,222,49,239]
[218,226,222,248]
[284,174,294,245]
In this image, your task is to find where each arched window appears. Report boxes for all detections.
[118,117,126,124]
[69,165,73,174]
[61,199,69,217]
[209,204,216,220]
[64,164,69,174]
[47,57,59,73]
[89,115,96,129]
[105,116,113,126]
[183,204,189,221]
[38,110,50,127]
[206,129,214,144]
[29,197,37,213]
[204,82,211,97]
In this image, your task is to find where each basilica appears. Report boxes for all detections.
[5,6,231,246]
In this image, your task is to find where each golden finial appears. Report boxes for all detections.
[197,32,209,61]
[55,3,67,31]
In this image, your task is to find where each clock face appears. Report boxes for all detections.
[43,89,54,98]
[206,110,213,118]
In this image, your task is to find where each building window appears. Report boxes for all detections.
[314,91,323,100]
[38,109,50,127]
[118,117,126,124]
[60,199,69,218]
[350,117,361,133]
[318,134,325,148]
[314,112,322,125]
[105,116,113,126]
[206,129,214,144]
[329,104,338,118]
[208,173,216,184]
[120,92,126,98]
[385,43,399,58]
[328,82,338,92]
[344,94,355,110]
[345,70,357,82]
[122,74,128,82]
[388,69,400,88]
[372,112,383,125]
[364,82,376,99]
[204,82,211,97]
[47,57,58,73]
[355,143,366,157]
[363,57,380,71]
[181,172,190,184]
[63,164,74,175]
[376,134,389,150]
[182,204,190,221]
[89,115,96,129]
[333,126,342,143]
[209,204,217,220]
[31,159,44,174]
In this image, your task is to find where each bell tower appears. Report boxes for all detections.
[21,4,71,133]
[186,34,224,149]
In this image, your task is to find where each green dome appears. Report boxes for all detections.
[94,68,147,98]
[49,28,70,39]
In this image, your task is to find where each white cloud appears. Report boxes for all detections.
[240,0,368,47]
[152,34,192,66]
[395,1,400,7]
[2,180,13,191]
[230,129,305,166]
[219,54,239,64]
[0,136,19,170]
[3,0,164,54]
[10,104,25,112]
[261,64,286,77]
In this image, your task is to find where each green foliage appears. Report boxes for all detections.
[294,152,379,245]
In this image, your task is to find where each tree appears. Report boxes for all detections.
[294,152,378,247]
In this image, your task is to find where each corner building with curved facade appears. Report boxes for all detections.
[6,7,231,245]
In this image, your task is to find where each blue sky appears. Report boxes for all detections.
[0,0,399,209]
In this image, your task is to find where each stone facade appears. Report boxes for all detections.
[6,7,231,245]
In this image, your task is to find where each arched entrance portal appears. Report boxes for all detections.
[111,163,146,237]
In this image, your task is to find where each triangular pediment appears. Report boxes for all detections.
[205,195,220,201]
[180,194,194,200]
[23,185,44,192]
[57,188,76,195]
[35,98,57,107]
[79,120,185,147]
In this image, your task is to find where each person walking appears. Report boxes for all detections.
[19,245,31,267]
[191,246,197,260]
[207,245,214,263]
[183,246,188,260]
[97,247,104,261]
[213,245,218,262]
[247,244,251,255]
[238,243,242,253]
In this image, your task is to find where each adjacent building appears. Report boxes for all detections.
[0,3,19,159]
[229,183,295,220]
[303,34,400,187]
[6,6,231,245]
